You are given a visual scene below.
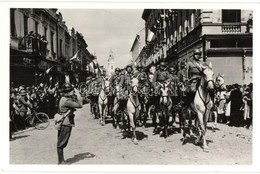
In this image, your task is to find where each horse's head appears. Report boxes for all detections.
[131,77,139,93]
[159,82,170,105]
[201,63,214,91]
[215,74,226,91]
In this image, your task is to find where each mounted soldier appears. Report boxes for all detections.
[119,65,134,97]
[152,61,171,95]
[186,48,207,103]
[109,68,121,95]
[152,61,171,131]
[133,64,148,89]
[177,61,188,102]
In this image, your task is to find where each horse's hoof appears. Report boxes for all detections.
[203,146,209,152]
[132,138,138,145]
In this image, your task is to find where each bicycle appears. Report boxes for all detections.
[24,107,50,130]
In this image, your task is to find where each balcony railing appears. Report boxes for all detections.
[18,36,48,57]
[222,23,241,33]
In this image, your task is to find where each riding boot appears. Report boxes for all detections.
[57,147,66,165]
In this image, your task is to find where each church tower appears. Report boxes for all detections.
[107,49,115,78]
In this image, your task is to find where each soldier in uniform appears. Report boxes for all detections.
[119,65,134,96]
[186,49,206,104]
[152,61,171,89]
[109,68,121,92]
[133,64,148,89]
[177,61,188,102]
[152,61,171,129]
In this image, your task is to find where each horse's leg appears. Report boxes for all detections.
[98,104,103,125]
[128,111,138,144]
[213,111,217,130]
[202,110,210,151]
[195,111,205,148]
[112,102,119,129]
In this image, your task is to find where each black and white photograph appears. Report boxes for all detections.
[1,1,260,173]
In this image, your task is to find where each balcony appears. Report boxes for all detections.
[16,36,49,57]
[222,23,241,33]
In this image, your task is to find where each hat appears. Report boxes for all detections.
[126,65,133,71]
[160,61,166,67]
[115,68,120,72]
[169,67,175,72]
[19,89,27,96]
[193,49,201,55]
[61,83,74,93]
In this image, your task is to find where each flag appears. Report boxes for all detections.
[147,28,155,42]
[70,50,80,62]
[46,66,54,74]
[65,75,70,83]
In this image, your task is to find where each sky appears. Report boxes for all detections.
[58,9,145,69]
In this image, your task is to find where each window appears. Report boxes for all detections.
[35,21,38,34]
[44,27,47,37]
[222,10,241,23]
[10,9,16,37]
[23,14,28,36]
[51,32,54,53]
[60,39,63,56]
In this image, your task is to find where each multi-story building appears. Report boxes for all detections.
[142,9,253,85]
[10,8,95,86]
[130,28,146,66]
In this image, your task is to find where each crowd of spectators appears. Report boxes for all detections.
[10,82,61,139]
[213,83,253,129]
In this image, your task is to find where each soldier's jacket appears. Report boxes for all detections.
[168,74,179,96]
[152,70,171,84]
[109,74,121,86]
[177,69,188,83]
[187,58,204,79]
[119,72,133,92]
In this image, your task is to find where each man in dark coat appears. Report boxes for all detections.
[229,84,243,127]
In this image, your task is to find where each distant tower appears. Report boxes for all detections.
[107,49,115,78]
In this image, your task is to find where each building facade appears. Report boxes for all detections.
[141,9,253,85]
[10,8,95,87]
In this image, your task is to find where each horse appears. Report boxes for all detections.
[112,84,127,130]
[138,82,151,127]
[211,74,226,129]
[98,77,110,126]
[189,63,215,152]
[126,77,141,144]
[158,82,172,138]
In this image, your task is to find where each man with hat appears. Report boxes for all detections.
[186,49,205,93]
[183,49,208,105]
[17,89,32,125]
[152,60,171,87]
[119,65,134,96]
[133,64,148,89]
[57,83,82,165]
[110,68,121,88]
[177,61,188,99]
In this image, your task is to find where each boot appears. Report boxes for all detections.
[57,148,66,165]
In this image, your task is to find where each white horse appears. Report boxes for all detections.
[127,77,141,144]
[98,77,110,126]
[211,74,226,130]
[189,63,215,152]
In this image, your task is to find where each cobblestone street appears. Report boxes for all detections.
[10,104,252,165]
